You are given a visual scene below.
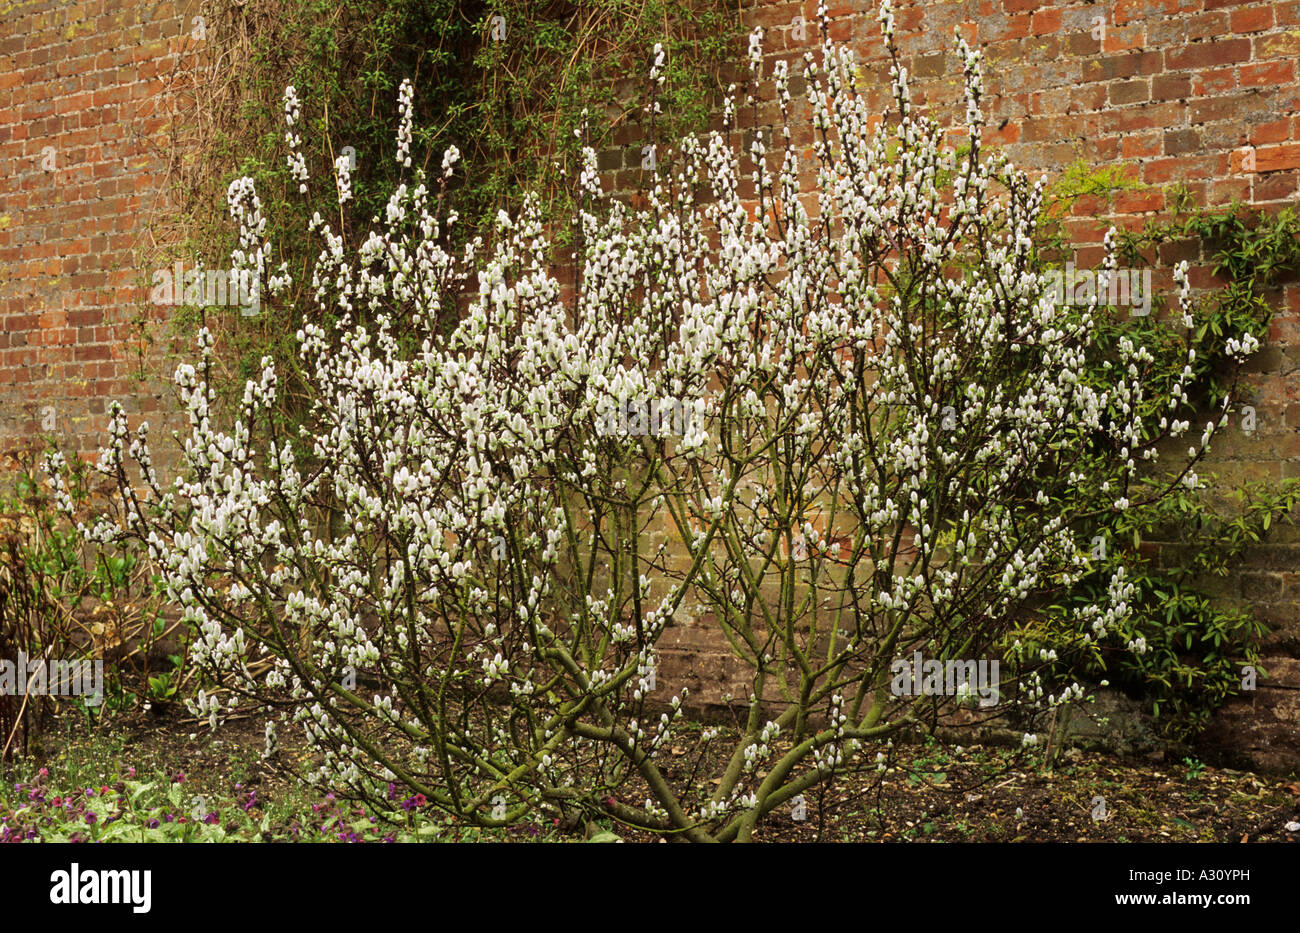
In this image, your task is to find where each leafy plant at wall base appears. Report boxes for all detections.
[0,447,171,758]
[1010,195,1300,739]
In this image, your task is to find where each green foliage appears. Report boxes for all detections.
[0,766,430,842]
[1124,196,1300,286]
[146,671,179,702]
[1017,480,1297,739]
[0,740,572,842]
[1115,200,1300,408]
[160,0,740,440]
[1052,158,1147,202]
[0,447,171,757]
[1011,194,1300,739]
[910,161,1298,738]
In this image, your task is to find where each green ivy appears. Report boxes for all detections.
[153,0,740,443]
[1015,187,1300,739]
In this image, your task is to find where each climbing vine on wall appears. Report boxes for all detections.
[1016,180,1300,740]
[143,0,740,429]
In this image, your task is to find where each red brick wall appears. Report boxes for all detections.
[0,0,200,465]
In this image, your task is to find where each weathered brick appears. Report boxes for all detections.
[1256,31,1300,58]
[1102,23,1147,53]
[1243,143,1300,173]
[1109,78,1150,105]
[1191,67,1238,97]
[1151,73,1191,100]
[1164,128,1201,155]
[1229,5,1274,33]
[1250,117,1292,145]
[1121,131,1162,158]
[1255,170,1299,201]
[1240,60,1296,87]
[1186,11,1230,42]
[1165,38,1252,71]
[1030,8,1061,35]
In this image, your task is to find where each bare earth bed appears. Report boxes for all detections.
[6,705,1298,843]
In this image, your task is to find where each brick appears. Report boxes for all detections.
[1069,83,1108,113]
[1101,24,1146,53]
[1229,5,1274,32]
[1151,73,1191,100]
[1250,118,1292,145]
[1240,60,1296,87]
[1164,38,1252,71]
[1256,32,1300,58]
[1115,101,1183,133]
[1094,135,1121,161]
[1109,78,1150,105]
[1255,170,1299,201]
[1114,189,1165,213]
[1190,92,1263,125]
[1164,128,1201,155]
[1064,30,1101,55]
[1238,143,1300,173]
[1186,11,1230,41]
[1242,572,1284,603]
[1081,50,1163,82]
[1191,67,1237,96]
[992,12,1032,41]
[1156,238,1201,265]
[1121,131,1162,158]
[1030,9,1061,35]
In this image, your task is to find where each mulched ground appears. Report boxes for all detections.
[679,747,1300,843]
[15,703,1300,843]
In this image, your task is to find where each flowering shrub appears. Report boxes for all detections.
[53,1,1263,841]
